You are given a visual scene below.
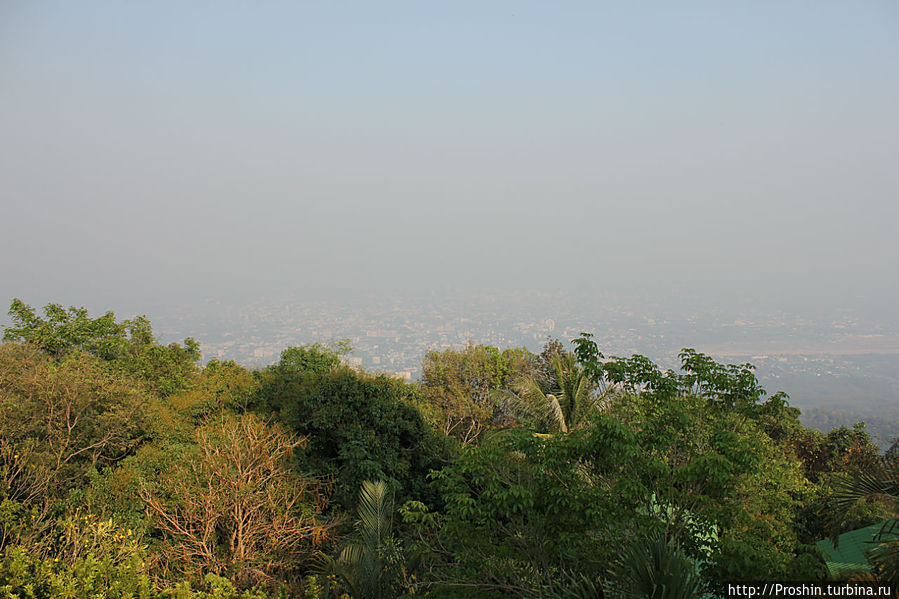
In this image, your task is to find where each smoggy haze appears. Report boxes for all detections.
[2,2,898,321]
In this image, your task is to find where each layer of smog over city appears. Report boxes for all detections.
[123,290,899,448]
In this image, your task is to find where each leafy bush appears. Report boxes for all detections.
[0,344,149,508]
[3,300,200,397]
[257,363,447,508]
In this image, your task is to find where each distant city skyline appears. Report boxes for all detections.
[2,289,897,446]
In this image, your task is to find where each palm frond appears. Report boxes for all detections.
[868,536,899,584]
[831,457,899,515]
[357,480,393,553]
[545,394,568,433]
[312,481,400,599]
[538,570,605,599]
[506,352,609,434]
[506,378,568,433]
[614,533,705,599]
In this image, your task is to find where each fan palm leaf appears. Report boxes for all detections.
[831,457,899,514]
[830,456,899,582]
[615,533,705,599]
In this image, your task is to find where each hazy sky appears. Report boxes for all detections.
[2,1,898,319]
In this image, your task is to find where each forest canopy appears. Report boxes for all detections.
[1,300,896,598]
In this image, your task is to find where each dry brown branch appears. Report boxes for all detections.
[139,413,332,589]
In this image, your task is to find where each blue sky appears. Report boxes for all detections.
[1,1,898,316]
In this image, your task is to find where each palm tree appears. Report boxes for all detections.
[506,353,606,434]
[317,480,412,599]
[830,456,899,582]
[541,534,706,599]
[615,533,706,599]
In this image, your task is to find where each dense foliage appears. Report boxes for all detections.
[255,351,449,508]
[1,300,894,598]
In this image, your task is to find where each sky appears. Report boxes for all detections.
[1,1,898,320]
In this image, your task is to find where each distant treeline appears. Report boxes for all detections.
[802,409,899,452]
[1,299,897,598]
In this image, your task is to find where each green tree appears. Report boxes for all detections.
[0,344,149,511]
[273,342,350,378]
[423,343,824,593]
[420,343,537,444]
[3,300,200,397]
[256,365,447,508]
[318,480,416,599]
[4,299,127,359]
[572,333,766,411]
[506,352,604,433]
[599,374,822,584]
[168,359,260,422]
[424,423,640,596]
